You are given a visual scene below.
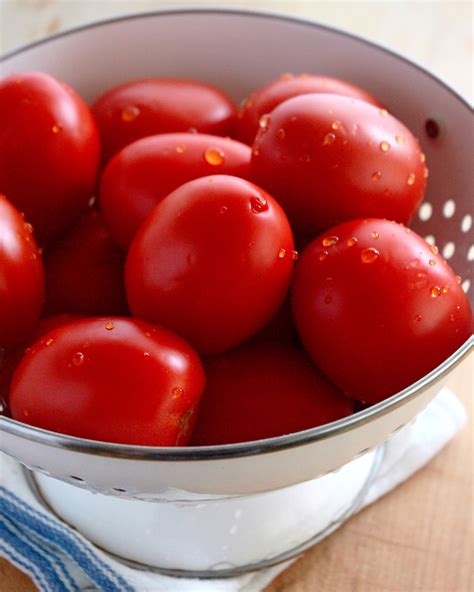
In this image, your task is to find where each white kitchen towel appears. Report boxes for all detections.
[0,387,467,592]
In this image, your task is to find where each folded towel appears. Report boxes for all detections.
[0,387,466,592]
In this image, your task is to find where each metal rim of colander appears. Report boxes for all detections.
[0,9,472,462]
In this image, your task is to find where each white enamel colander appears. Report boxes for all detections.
[1,9,472,576]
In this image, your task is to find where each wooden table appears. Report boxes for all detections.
[1,2,472,590]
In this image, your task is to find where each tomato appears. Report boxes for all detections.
[0,195,45,347]
[126,175,295,354]
[100,133,251,249]
[9,318,205,446]
[235,73,383,145]
[0,72,100,242]
[92,79,237,162]
[291,219,472,403]
[0,314,81,405]
[251,94,427,240]
[44,210,128,316]
[191,340,352,445]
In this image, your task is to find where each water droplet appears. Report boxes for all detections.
[423,167,429,179]
[429,245,438,255]
[45,338,53,346]
[143,352,150,358]
[331,120,341,130]
[121,105,140,122]
[280,73,293,81]
[259,113,270,129]
[347,237,358,247]
[395,135,405,144]
[415,315,422,322]
[290,250,299,261]
[299,153,311,163]
[105,321,115,331]
[278,248,287,258]
[368,140,373,146]
[22,408,29,417]
[455,275,462,284]
[407,173,416,186]
[322,236,339,247]
[52,123,62,134]
[323,132,336,146]
[204,147,225,166]
[324,295,333,304]
[405,228,412,234]
[176,145,185,154]
[172,387,183,398]
[277,128,285,139]
[372,171,382,181]
[431,286,441,298]
[219,205,228,214]
[380,141,390,153]
[188,127,198,134]
[420,152,426,163]
[319,250,328,261]
[442,284,450,294]
[252,147,260,157]
[361,248,379,263]
[207,177,214,183]
[371,231,379,239]
[429,259,436,266]
[250,196,268,213]
[72,352,85,366]
[377,109,388,117]
[450,313,455,322]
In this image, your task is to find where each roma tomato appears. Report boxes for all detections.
[291,219,472,403]
[0,72,100,241]
[126,175,295,354]
[100,133,251,249]
[251,94,427,240]
[92,79,237,162]
[0,195,44,347]
[191,341,353,445]
[0,314,81,404]
[10,318,205,446]
[236,73,383,145]
[44,210,128,316]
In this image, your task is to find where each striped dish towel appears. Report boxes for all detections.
[0,387,467,592]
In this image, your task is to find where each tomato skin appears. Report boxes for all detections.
[0,195,45,347]
[0,72,100,242]
[44,210,128,316]
[191,340,353,445]
[9,318,205,446]
[126,175,295,354]
[235,73,383,145]
[100,133,251,249]
[251,94,427,239]
[291,219,472,403]
[92,79,237,162]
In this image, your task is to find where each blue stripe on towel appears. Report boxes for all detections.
[0,486,135,592]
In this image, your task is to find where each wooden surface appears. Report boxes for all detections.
[1,2,472,591]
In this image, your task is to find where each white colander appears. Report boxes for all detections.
[0,9,472,576]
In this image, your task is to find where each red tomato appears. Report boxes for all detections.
[126,175,295,354]
[44,210,128,316]
[92,79,237,162]
[291,219,472,403]
[100,133,251,249]
[0,72,100,242]
[10,318,205,446]
[235,73,383,145]
[0,314,82,405]
[0,195,44,347]
[251,94,427,240]
[191,340,353,445]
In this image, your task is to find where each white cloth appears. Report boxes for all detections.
[0,388,466,592]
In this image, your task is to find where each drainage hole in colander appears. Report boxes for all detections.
[467,245,474,262]
[418,202,433,221]
[461,214,472,233]
[442,242,455,259]
[69,475,85,482]
[112,487,127,492]
[462,279,471,293]
[425,118,441,139]
[442,199,456,218]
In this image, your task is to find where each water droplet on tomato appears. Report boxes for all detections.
[371,231,379,239]
[450,313,455,322]
[347,237,358,247]
[331,120,341,130]
[52,123,62,134]
[105,321,115,331]
[173,387,184,398]
[278,248,287,259]
[372,171,382,181]
[143,351,151,358]
[219,205,228,214]
[431,286,441,298]
[361,248,379,263]
[420,152,426,163]
[45,338,53,346]
[415,314,422,322]
[290,250,299,261]
[322,236,339,247]
[22,408,29,417]
[429,245,439,255]
[442,284,450,294]
[319,250,329,261]
[252,147,260,157]
[455,275,462,284]
[379,109,388,117]
[72,352,85,366]
[121,105,140,122]
[277,128,285,140]
[380,141,390,153]
[176,145,185,154]
[323,132,336,146]
[395,135,405,144]
[407,173,416,186]
[204,148,225,166]
[429,259,436,266]
[259,113,270,129]
[250,196,268,213]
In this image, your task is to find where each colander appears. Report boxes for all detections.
[0,9,472,577]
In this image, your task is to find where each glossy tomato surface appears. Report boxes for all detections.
[10,318,205,446]
[191,340,353,445]
[100,133,251,249]
[251,94,427,240]
[92,79,237,162]
[235,73,383,145]
[0,72,100,242]
[291,219,472,403]
[126,175,295,354]
[44,210,128,316]
[0,195,45,347]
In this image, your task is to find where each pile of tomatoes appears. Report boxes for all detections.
[0,72,471,447]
